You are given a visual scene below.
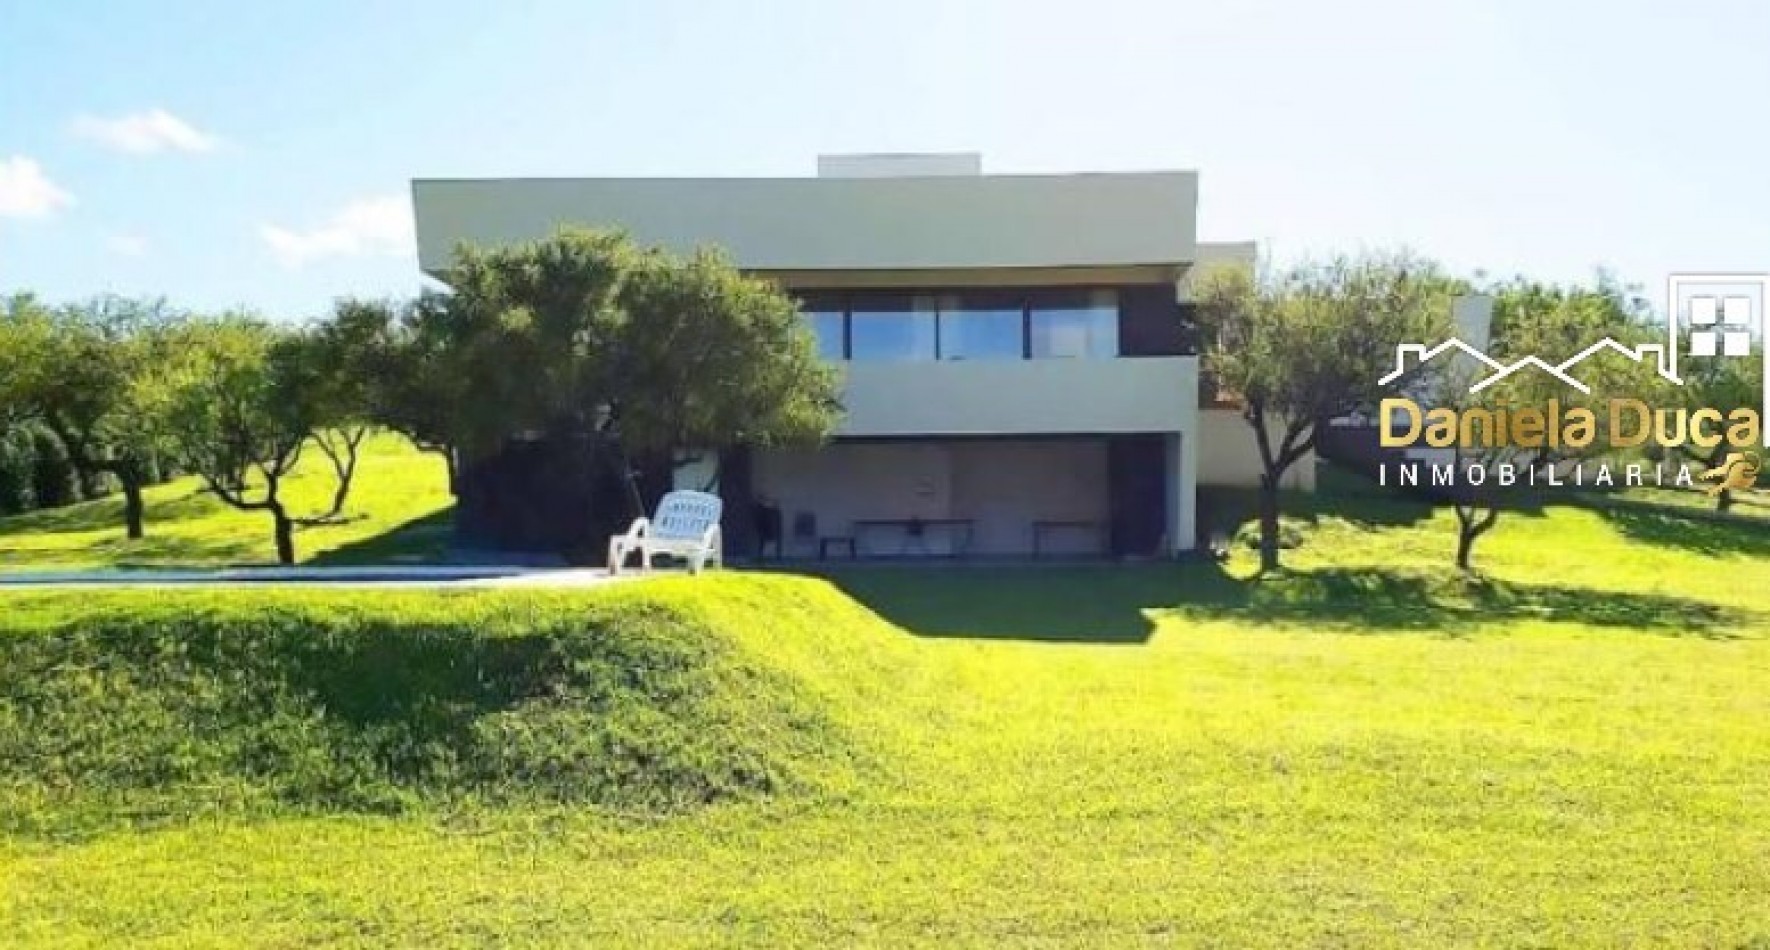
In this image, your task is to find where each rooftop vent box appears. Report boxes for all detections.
[816,152,982,179]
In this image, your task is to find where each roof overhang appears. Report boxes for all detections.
[411,171,1199,279]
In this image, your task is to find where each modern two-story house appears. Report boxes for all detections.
[412,154,1289,560]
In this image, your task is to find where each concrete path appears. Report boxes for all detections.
[0,565,648,590]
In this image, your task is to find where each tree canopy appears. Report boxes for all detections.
[401,228,841,510]
[1431,275,1685,570]
[1196,253,1454,572]
[0,229,840,559]
[0,295,186,538]
[160,315,377,564]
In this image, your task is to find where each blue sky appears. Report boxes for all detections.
[3,0,1767,317]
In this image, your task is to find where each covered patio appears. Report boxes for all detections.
[726,436,1178,561]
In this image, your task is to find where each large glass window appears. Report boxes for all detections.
[805,310,845,361]
[1031,289,1119,359]
[849,294,937,362]
[802,288,1121,363]
[938,294,1024,361]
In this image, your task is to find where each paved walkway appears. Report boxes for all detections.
[0,565,643,589]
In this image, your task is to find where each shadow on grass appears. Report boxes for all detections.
[0,503,458,571]
[0,531,267,570]
[0,485,222,538]
[0,483,270,568]
[1175,567,1741,638]
[1306,463,1447,527]
[818,565,1178,643]
[1588,499,1770,559]
[1195,462,1556,541]
[309,507,456,567]
[817,561,1747,643]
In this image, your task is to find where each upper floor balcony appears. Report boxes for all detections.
[836,355,1198,437]
[800,287,1198,436]
[798,285,1196,360]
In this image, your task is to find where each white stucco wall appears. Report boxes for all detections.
[412,172,1198,275]
[1170,431,1196,551]
[837,357,1198,437]
[816,153,982,178]
[1196,408,1316,490]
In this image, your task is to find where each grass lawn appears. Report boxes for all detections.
[1606,482,1770,523]
[2,478,1769,946]
[0,433,453,570]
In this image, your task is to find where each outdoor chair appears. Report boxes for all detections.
[607,490,724,575]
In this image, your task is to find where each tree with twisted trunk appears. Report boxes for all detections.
[166,319,370,565]
[0,295,183,540]
[1195,255,1452,573]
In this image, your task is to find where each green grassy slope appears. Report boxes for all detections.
[2,489,1769,946]
[0,578,897,837]
[0,433,452,570]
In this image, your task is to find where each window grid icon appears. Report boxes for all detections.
[1689,294,1753,357]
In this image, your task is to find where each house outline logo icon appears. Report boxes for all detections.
[1378,274,1770,445]
[1377,335,1678,395]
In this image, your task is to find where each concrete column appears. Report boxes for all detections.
[673,452,719,492]
[1168,430,1197,554]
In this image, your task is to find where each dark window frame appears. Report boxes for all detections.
[798,287,1124,363]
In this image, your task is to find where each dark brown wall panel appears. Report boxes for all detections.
[1117,285,1188,356]
[1107,434,1168,556]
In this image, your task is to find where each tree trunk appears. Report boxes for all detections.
[272,509,296,565]
[619,451,646,520]
[1257,475,1281,574]
[1454,501,1497,573]
[121,476,145,540]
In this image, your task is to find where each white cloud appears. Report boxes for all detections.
[71,108,218,154]
[259,194,415,268]
[0,156,74,219]
[107,232,149,257]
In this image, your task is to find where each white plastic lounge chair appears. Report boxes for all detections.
[607,490,724,575]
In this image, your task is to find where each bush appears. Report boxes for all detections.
[26,425,80,509]
[0,426,36,514]
[0,587,857,835]
[0,424,179,519]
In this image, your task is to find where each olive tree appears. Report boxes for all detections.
[326,295,465,491]
[415,228,839,516]
[1196,255,1452,573]
[295,302,388,520]
[0,295,181,538]
[165,319,366,565]
[607,246,841,502]
[1435,277,1667,570]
